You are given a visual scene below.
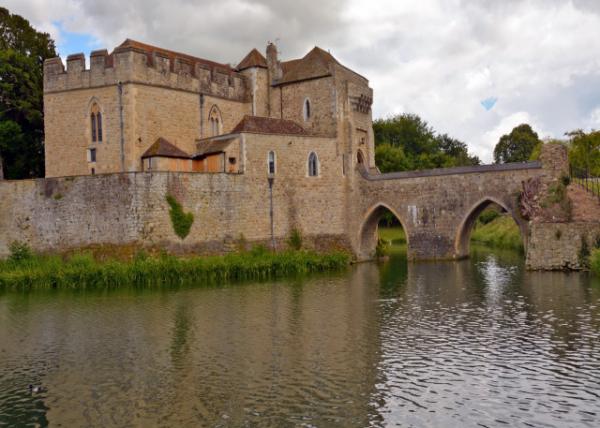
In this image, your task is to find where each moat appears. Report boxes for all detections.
[1,247,600,427]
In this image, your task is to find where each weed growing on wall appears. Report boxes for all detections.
[166,195,194,240]
[578,237,591,269]
[287,228,303,250]
[591,249,600,276]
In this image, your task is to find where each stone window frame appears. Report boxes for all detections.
[267,150,276,175]
[307,151,319,177]
[89,99,104,143]
[303,97,311,122]
[208,105,223,136]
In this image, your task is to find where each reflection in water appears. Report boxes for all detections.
[1,249,600,427]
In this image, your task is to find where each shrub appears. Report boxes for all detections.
[166,195,194,240]
[478,208,500,225]
[8,241,33,263]
[287,228,303,250]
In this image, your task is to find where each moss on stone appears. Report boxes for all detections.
[166,194,194,240]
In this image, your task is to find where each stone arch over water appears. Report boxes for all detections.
[454,196,527,259]
[357,202,409,260]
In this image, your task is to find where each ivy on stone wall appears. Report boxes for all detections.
[166,195,194,240]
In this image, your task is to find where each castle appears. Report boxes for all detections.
[43,39,375,178]
[0,39,596,269]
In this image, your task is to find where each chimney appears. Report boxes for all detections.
[266,42,282,83]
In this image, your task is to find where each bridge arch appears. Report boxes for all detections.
[455,196,527,259]
[357,202,409,260]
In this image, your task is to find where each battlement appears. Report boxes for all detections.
[44,43,250,102]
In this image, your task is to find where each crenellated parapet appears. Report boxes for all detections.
[44,43,250,102]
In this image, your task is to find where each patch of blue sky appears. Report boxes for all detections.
[53,21,101,62]
[480,97,498,111]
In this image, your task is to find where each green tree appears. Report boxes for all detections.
[566,130,600,176]
[493,123,541,164]
[0,7,56,179]
[373,114,480,172]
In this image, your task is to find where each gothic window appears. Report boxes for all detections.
[308,152,319,177]
[303,98,311,121]
[208,105,223,136]
[268,151,276,175]
[90,103,102,143]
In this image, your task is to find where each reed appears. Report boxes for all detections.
[0,248,350,291]
[591,249,600,276]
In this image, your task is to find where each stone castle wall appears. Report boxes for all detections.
[0,134,349,258]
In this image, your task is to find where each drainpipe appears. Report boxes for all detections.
[268,176,275,250]
[117,82,125,172]
[199,93,205,137]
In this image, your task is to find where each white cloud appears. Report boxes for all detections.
[4,0,600,163]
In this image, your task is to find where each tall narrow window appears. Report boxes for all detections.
[268,151,276,175]
[303,98,311,121]
[90,103,102,143]
[91,113,97,142]
[208,105,222,136]
[308,152,319,177]
[97,111,103,142]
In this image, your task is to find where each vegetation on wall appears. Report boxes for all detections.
[0,7,56,179]
[373,114,480,172]
[591,249,600,276]
[287,228,303,250]
[166,195,194,239]
[0,243,350,291]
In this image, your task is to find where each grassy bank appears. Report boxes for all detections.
[592,249,600,276]
[471,215,523,252]
[0,248,350,291]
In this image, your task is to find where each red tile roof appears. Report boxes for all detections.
[141,137,190,159]
[237,48,267,70]
[116,39,234,73]
[232,115,307,135]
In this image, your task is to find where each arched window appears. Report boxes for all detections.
[90,103,102,143]
[208,105,223,136]
[268,151,276,175]
[303,98,311,121]
[357,150,364,164]
[308,152,319,177]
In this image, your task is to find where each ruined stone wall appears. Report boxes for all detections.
[527,222,600,270]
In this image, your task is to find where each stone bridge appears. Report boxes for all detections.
[351,145,566,261]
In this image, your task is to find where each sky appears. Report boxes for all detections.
[4,0,600,162]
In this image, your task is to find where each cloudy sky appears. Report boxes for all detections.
[5,0,600,161]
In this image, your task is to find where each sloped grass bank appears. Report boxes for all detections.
[0,248,350,291]
[471,215,523,252]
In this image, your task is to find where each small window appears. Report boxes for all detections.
[91,167,95,175]
[303,98,311,121]
[268,151,276,175]
[228,157,237,165]
[146,157,153,170]
[308,152,319,177]
[88,148,97,163]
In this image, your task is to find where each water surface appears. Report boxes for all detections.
[1,248,599,427]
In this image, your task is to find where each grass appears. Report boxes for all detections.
[591,249,600,276]
[0,248,350,291]
[471,215,523,252]
[378,227,406,245]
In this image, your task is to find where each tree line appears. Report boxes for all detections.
[374,115,600,176]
